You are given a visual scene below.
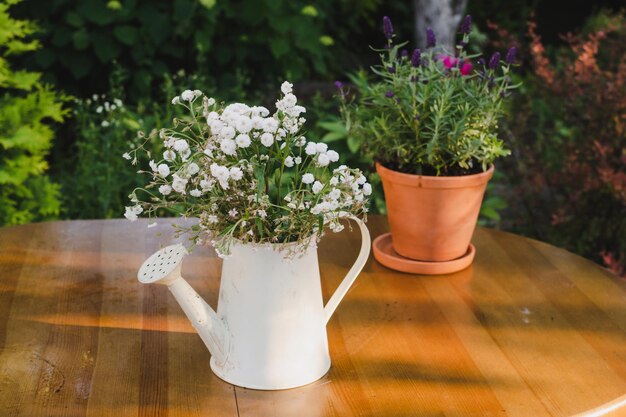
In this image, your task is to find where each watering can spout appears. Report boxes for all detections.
[137,244,229,366]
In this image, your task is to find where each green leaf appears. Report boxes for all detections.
[482,196,507,210]
[9,71,40,90]
[92,32,121,62]
[301,5,318,17]
[113,25,138,45]
[480,206,501,221]
[62,52,94,79]
[319,35,334,46]
[255,217,264,238]
[347,135,361,153]
[66,11,84,27]
[254,165,264,200]
[321,131,346,143]
[72,29,90,50]
[77,0,117,26]
[198,0,216,9]
[270,38,289,58]
[34,49,56,68]
[318,121,347,133]
[174,0,195,21]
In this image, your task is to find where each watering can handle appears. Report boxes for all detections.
[324,215,371,324]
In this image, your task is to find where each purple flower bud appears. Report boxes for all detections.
[385,90,394,98]
[383,16,394,40]
[505,46,517,64]
[334,81,344,89]
[426,28,436,48]
[489,52,500,70]
[460,15,472,34]
[387,66,396,74]
[477,58,485,67]
[411,48,421,67]
[414,113,420,120]
[401,49,409,58]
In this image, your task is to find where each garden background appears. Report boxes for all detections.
[1,0,624,276]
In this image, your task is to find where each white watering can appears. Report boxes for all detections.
[137,216,370,390]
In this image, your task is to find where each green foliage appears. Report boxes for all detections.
[0,0,67,226]
[339,27,518,176]
[313,107,386,214]
[56,67,251,220]
[16,0,382,100]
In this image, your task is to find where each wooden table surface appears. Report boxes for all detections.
[0,217,625,417]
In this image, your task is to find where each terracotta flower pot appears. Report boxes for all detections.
[376,162,494,262]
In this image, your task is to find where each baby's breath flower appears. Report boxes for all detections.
[305,142,317,155]
[229,167,243,181]
[312,181,324,194]
[302,173,315,184]
[181,90,195,101]
[159,184,172,195]
[157,163,170,177]
[126,81,368,257]
[281,81,293,94]
[235,134,251,148]
[316,153,330,167]
[260,132,274,147]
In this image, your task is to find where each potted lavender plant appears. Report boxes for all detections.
[338,15,519,274]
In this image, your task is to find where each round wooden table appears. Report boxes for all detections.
[0,217,625,417]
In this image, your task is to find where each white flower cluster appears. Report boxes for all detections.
[125,82,369,257]
[304,141,339,168]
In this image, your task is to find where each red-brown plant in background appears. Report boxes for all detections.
[499,11,626,277]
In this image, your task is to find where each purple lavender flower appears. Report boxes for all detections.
[488,52,500,70]
[385,90,394,98]
[334,80,344,89]
[460,15,472,34]
[414,113,420,120]
[411,48,421,67]
[505,46,517,64]
[477,57,485,67]
[387,66,396,74]
[401,49,409,58]
[383,16,394,40]
[426,28,436,48]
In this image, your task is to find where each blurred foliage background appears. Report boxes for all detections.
[1,0,624,276]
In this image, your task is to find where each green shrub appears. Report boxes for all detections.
[16,0,382,100]
[502,12,626,276]
[0,0,67,226]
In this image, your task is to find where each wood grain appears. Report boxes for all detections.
[0,217,624,416]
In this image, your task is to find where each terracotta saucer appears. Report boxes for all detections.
[372,232,475,275]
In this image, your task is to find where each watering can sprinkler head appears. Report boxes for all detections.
[138,243,187,286]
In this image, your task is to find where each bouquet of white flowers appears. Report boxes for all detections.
[124,81,370,257]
